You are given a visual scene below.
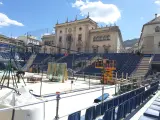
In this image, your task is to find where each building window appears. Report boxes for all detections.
[78,34,82,41]
[58,48,61,53]
[59,36,62,42]
[104,48,109,53]
[50,48,52,54]
[93,47,98,53]
[107,35,111,40]
[79,27,82,31]
[67,35,72,43]
[155,26,160,32]
[100,36,103,41]
[93,35,111,41]
[77,47,81,52]
[158,42,160,47]
[60,30,62,33]
[103,45,111,53]
[97,36,100,41]
[93,37,96,41]
[103,36,107,40]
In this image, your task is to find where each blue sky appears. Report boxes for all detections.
[0,0,159,40]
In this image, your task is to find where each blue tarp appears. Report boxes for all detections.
[94,93,109,103]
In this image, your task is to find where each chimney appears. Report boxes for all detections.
[155,13,158,18]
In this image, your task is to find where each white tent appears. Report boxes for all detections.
[0,87,44,120]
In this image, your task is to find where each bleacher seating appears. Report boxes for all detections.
[18,52,32,61]
[118,54,142,77]
[31,53,64,71]
[68,111,81,120]
[58,54,94,69]
[77,53,142,77]
[139,81,160,120]
[33,53,51,64]
[152,54,160,62]
[0,62,5,70]
[0,52,11,59]
[67,81,159,120]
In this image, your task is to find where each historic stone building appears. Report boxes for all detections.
[139,14,160,54]
[41,34,55,54]
[54,16,124,54]
[0,34,25,52]
[17,36,41,53]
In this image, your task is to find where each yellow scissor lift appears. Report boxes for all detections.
[95,59,116,84]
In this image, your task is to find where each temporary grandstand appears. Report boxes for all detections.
[0,42,159,120]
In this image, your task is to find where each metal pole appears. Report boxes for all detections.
[131,77,133,90]
[102,86,104,103]
[71,80,73,91]
[115,72,117,95]
[89,75,90,89]
[126,73,128,80]
[11,92,15,120]
[40,69,43,96]
[54,92,60,120]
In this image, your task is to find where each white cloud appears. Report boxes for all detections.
[0,2,3,5]
[72,0,121,24]
[155,0,160,5]
[0,13,24,27]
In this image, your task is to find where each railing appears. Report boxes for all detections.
[0,77,158,120]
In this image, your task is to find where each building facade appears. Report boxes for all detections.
[17,36,41,53]
[0,17,124,54]
[41,34,55,54]
[0,34,25,52]
[139,14,160,54]
[54,17,124,54]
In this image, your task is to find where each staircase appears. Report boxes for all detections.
[85,56,101,66]
[131,56,152,78]
[41,56,53,64]
[56,55,68,62]
[75,55,100,73]
[22,54,37,71]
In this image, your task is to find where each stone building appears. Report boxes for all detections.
[41,34,55,54]
[139,14,160,54]
[54,16,124,54]
[17,36,41,53]
[0,34,25,52]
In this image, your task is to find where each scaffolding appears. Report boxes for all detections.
[95,59,116,84]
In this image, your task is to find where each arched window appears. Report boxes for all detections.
[155,26,160,32]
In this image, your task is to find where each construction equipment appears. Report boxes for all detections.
[95,59,116,84]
